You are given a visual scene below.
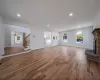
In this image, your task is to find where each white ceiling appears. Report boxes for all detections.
[0,0,100,31]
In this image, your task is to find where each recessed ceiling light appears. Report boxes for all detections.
[69,13,73,16]
[47,25,50,27]
[17,14,21,17]
[78,26,81,27]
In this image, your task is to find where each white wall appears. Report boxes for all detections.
[5,24,30,35]
[30,27,44,50]
[3,18,59,51]
[4,24,45,50]
[44,32,59,46]
[93,11,100,29]
[4,25,11,47]
[3,18,45,50]
[4,24,30,47]
[30,28,60,50]
[59,27,93,49]
[0,16,4,56]
[51,32,59,46]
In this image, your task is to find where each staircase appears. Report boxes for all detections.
[23,34,30,50]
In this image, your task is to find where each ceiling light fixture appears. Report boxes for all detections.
[17,14,21,17]
[78,26,80,27]
[47,25,50,27]
[69,13,73,16]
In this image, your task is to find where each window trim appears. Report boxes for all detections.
[76,31,83,43]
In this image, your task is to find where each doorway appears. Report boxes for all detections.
[11,31,23,47]
[44,32,52,46]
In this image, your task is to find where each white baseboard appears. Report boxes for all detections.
[2,45,59,59]
[59,45,93,49]
[1,50,32,59]
[1,47,44,59]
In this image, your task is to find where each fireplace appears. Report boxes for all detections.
[93,39,96,54]
[85,28,100,62]
[92,28,100,56]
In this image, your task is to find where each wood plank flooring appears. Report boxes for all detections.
[4,47,27,55]
[1,46,100,80]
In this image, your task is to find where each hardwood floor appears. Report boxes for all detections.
[4,47,27,55]
[1,46,100,80]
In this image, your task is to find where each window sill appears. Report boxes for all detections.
[76,42,83,44]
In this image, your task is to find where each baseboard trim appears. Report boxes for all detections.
[1,47,44,59]
[2,45,66,59]
[59,45,93,50]
[1,50,32,59]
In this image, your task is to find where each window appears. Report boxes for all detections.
[44,32,51,45]
[63,33,67,40]
[76,31,83,43]
[63,33,67,42]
